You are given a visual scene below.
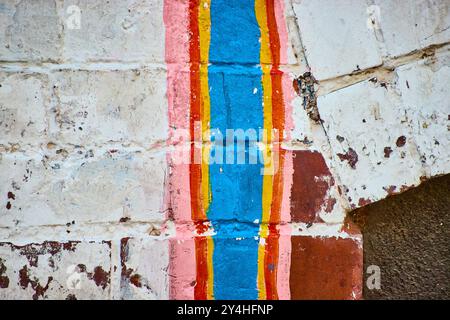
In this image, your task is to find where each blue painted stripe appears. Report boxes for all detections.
[208,0,263,300]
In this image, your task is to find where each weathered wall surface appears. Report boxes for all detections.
[0,0,448,299]
[352,174,450,300]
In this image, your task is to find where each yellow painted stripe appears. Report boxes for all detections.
[255,0,273,301]
[199,0,212,213]
[257,240,266,300]
[207,236,215,299]
[256,0,273,226]
[199,0,213,300]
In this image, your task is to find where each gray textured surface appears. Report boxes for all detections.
[351,174,450,299]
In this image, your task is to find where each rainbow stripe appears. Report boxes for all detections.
[166,0,291,300]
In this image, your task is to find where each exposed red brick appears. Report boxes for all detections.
[341,217,363,237]
[120,237,130,278]
[89,266,110,290]
[384,185,397,195]
[292,77,300,95]
[18,265,53,300]
[396,136,406,147]
[384,147,393,158]
[129,274,142,288]
[324,197,337,213]
[337,147,358,169]
[358,197,372,207]
[290,150,335,223]
[6,241,80,267]
[290,236,362,300]
[0,276,8,289]
[0,258,9,288]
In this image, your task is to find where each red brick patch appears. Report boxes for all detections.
[289,236,362,300]
[290,151,336,223]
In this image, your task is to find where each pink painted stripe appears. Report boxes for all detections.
[164,0,191,223]
[164,0,195,299]
[275,0,293,300]
[277,224,292,300]
[169,233,196,299]
[275,0,288,66]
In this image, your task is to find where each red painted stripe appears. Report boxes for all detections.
[189,0,209,300]
[189,0,203,223]
[264,224,280,300]
[264,0,285,300]
[266,0,281,67]
[194,236,209,300]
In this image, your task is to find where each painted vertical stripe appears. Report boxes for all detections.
[276,0,294,300]
[164,0,196,300]
[209,0,263,300]
[265,0,285,300]
[194,236,208,299]
[267,0,284,224]
[188,0,206,300]
[198,0,214,300]
[189,0,203,223]
[190,0,214,300]
[277,224,292,300]
[166,0,293,300]
[199,0,212,215]
[255,0,272,300]
[206,236,215,299]
[256,0,288,300]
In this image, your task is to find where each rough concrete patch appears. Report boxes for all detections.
[351,174,450,299]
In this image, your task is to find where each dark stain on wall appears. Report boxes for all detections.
[351,174,450,299]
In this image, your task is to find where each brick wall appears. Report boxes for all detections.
[0,0,448,299]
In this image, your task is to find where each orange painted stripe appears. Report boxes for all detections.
[267,0,284,224]
[264,0,285,300]
[264,227,279,299]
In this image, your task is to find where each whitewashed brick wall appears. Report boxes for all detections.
[0,0,448,299]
